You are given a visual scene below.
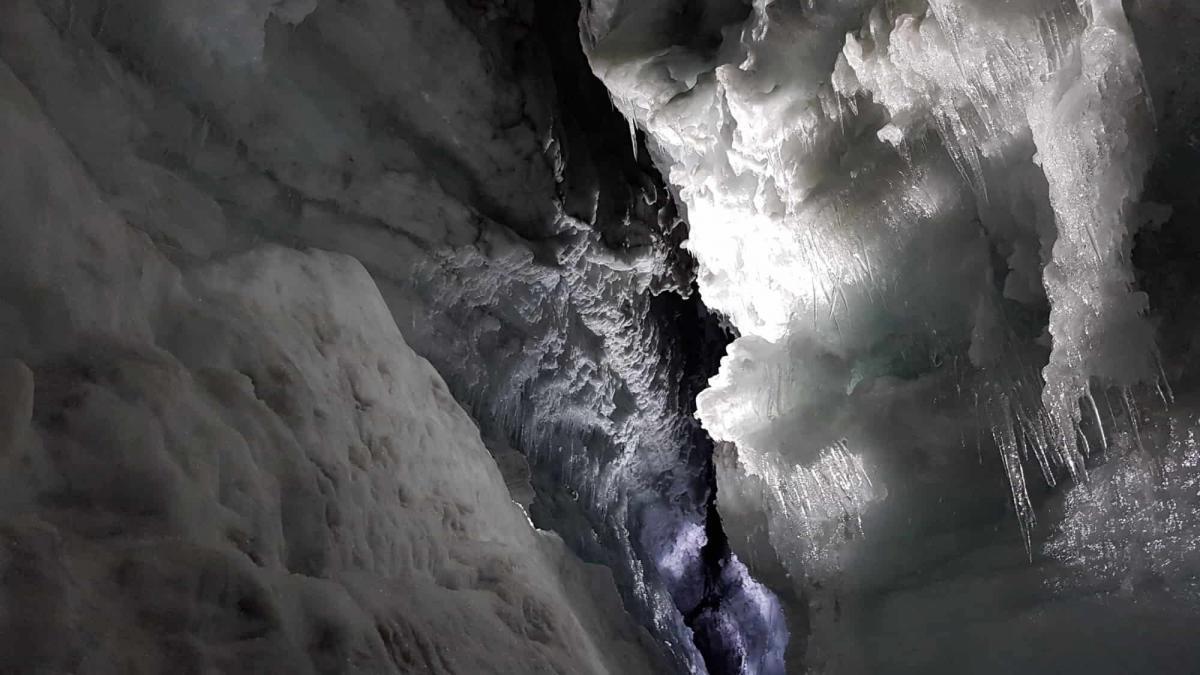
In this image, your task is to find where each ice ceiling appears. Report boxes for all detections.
[585,0,1200,671]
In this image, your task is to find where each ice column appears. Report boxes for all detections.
[1029,0,1157,477]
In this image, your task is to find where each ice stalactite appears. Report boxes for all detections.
[1029,0,1158,482]
[835,0,1163,522]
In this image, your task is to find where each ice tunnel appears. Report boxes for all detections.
[1,0,1200,673]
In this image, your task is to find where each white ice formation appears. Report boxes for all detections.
[585,0,1200,670]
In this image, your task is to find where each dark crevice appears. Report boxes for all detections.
[687,470,741,675]
[653,286,784,675]
[526,1,786,671]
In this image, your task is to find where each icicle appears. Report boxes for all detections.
[1123,388,1147,455]
[1156,353,1176,406]
[993,397,1035,559]
[1085,388,1109,451]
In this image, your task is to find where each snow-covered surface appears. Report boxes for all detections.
[0,53,673,672]
[585,0,1200,670]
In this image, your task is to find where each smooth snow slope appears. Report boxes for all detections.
[0,56,669,674]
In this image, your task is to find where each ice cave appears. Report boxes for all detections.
[1,0,1199,673]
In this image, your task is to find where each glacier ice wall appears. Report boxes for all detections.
[0,0,787,672]
[584,0,1200,671]
[0,52,672,671]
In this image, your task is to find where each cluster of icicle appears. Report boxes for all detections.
[841,0,1163,513]
[584,0,1165,558]
[753,439,877,574]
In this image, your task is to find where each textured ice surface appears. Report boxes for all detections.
[0,0,756,672]
[0,53,671,671]
[585,0,1200,670]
